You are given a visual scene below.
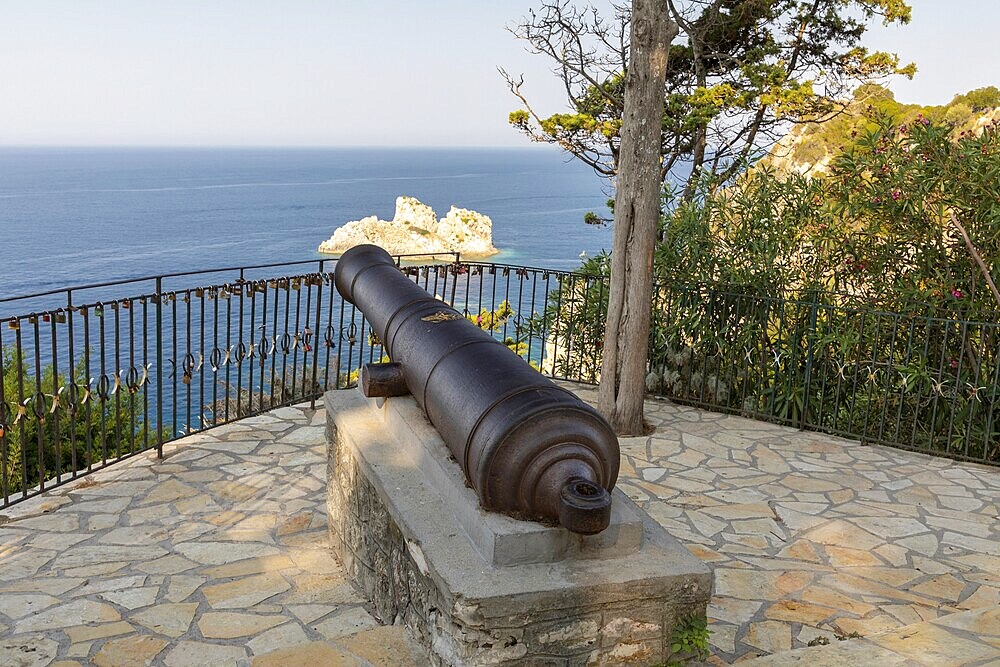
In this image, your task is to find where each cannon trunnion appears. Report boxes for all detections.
[334,245,620,534]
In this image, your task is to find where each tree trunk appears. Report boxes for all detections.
[598,0,676,435]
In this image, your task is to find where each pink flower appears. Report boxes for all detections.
[891,189,901,201]
[951,288,964,299]
[872,196,881,204]
[949,358,959,369]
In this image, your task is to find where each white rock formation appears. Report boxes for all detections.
[318,196,499,258]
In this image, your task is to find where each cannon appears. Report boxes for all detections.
[334,245,620,534]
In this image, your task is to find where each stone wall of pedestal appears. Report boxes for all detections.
[325,389,713,666]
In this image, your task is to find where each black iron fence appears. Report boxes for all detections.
[1,257,997,508]
[531,275,1000,466]
[0,254,460,508]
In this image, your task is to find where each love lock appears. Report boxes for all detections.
[210,349,224,371]
[30,393,47,425]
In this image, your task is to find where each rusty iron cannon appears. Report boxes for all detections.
[334,244,620,534]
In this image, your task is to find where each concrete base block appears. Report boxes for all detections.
[325,389,713,666]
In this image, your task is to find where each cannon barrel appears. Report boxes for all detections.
[334,245,620,534]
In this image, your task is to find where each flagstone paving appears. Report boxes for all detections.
[573,383,1000,666]
[0,404,426,666]
[0,386,996,666]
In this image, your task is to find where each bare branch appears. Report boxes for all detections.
[950,211,1000,310]
[502,0,915,192]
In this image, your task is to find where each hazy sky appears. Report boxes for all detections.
[0,0,996,147]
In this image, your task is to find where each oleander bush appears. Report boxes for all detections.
[527,113,1000,462]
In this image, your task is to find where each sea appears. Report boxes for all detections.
[0,146,614,445]
[0,147,614,299]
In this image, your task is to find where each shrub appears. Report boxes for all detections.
[1,347,153,495]
[527,114,1000,462]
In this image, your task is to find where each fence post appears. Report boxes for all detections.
[310,260,324,411]
[800,290,819,429]
[155,276,163,459]
[449,252,461,307]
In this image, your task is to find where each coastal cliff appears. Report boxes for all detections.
[317,196,499,258]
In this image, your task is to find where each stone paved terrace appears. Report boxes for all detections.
[0,384,995,666]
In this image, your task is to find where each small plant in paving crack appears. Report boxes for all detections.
[663,613,711,666]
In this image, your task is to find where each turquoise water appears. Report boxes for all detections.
[0,147,613,297]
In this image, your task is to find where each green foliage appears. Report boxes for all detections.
[523,264,609,382]
[508,109,530,125]
[469,300,534,363]
[507,0,916,193]
[669,111,1000,316]
[664,614,711,666]
[1,347,155,495]
[773,84,999,171]
[528,112,1000,463]
[469,299,514,332]
[951,87,1000,112]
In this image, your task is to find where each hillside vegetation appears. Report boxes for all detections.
[767,84,1000,175]
[533,85,1000,461]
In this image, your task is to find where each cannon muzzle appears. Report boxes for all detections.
[334,245,619,534]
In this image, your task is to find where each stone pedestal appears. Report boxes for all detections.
[325,389,712,666]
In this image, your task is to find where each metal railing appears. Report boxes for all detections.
[0,254,460,508]
[1,257,996,508]
[352,262,1000,466]
[532,276,1000,466]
